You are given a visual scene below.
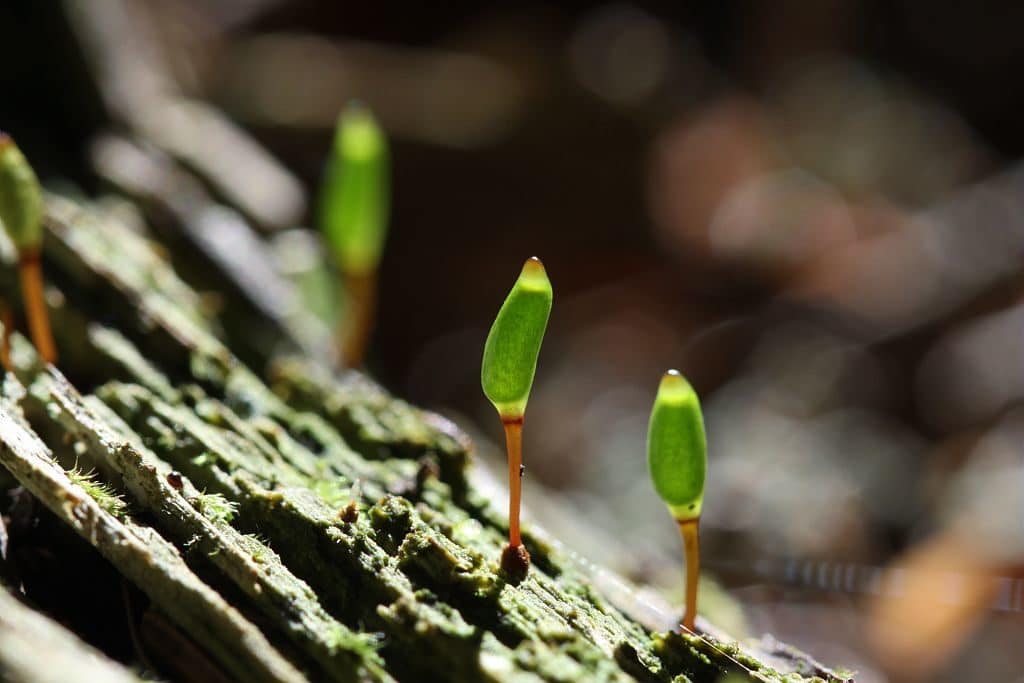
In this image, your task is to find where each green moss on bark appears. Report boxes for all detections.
[0,194,848,682]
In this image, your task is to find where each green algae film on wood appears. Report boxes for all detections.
[647,369,707,520]
[318,105,390,275]
[0,134,43,250]
[481,257,553,419]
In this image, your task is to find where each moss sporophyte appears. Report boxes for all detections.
[318,104,389,369]
[0,134,56,364]
[647,369,706,631]
[481,257,552,577]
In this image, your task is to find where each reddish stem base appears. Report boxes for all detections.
[677,517,700,632]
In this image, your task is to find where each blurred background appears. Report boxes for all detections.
[2,1,1023,681]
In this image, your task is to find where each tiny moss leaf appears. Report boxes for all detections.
[67,467,128,518]
[195,491,238,525]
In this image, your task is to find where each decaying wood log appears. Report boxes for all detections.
[0,192,852,682]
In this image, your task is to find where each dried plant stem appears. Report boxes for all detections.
[677,517,700,631]
[18,250,56,364]
[340,270,376,368]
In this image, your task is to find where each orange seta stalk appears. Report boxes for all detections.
[502,416,524,548]
[18,249,56,364]
[339,269,377,368]
[0,301,12,372]
[676,517,700,631]
[498,414,530,579]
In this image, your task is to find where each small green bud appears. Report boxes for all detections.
[647,370,706,520]
[0,134,43,251]
[318,104,389,275]
[481,257,553,420]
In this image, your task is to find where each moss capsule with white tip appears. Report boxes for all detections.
[481,256,552,577]
[0,134,56,364]
[318,104,389,368]
[647,369,706,630]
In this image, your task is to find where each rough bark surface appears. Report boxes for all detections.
[0,194,852,682]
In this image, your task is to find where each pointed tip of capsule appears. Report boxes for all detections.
[340,100,373,128]
[657,369,697,404]
[519,256,550,291]
[335,103,384,160]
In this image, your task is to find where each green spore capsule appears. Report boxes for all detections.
[0,134,43,251]
[318,105,389,368]
[481,256,552,578]
[0,134,55,364]
[481,257,553,420]
[318,104,389,276]
[647,369,706,631]
[647,369,706,520]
